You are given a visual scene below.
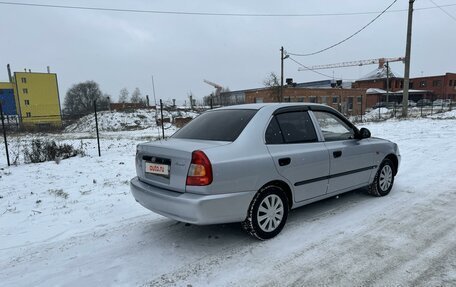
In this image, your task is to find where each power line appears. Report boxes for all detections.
[288,57,334,79]
[0,0,455,17]
[287,0,398,57]
[429,0,456,22]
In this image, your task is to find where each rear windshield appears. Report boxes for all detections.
[172,109,257,141]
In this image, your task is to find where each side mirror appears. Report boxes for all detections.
[358,128,371,139]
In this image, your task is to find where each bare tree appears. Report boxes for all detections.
[263,72,281,102]
[64,81,108,115]
[130,87,144,104]
[118,88,129,103]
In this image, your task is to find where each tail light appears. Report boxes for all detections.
[186,150,213,186]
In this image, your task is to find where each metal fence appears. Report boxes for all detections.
[0,100,203,166]
[1,99,454,167]
[351,102,454,123]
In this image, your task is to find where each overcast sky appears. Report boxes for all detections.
[1,0,455,105]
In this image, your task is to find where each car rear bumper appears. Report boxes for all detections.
[130,177,256,225]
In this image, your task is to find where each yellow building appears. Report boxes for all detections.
[13,71,62,126]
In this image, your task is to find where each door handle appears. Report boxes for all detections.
[333,151,342,158]
[278,157,291,166]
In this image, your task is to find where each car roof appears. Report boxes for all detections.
[214,102,331,111]
[212,102,358,132]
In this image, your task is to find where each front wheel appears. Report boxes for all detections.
[242,185,289,240]
[368,159,395,197]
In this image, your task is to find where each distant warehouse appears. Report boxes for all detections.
[0,64,62,128]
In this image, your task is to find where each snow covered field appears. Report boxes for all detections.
[1,113,456,286]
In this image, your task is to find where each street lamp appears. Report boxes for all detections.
[280,46,289,102]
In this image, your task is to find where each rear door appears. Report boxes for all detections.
[311,110,375,194]
[266,109,330,202]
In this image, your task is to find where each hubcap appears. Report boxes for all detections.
[379,165,393,191]
[257,194,284,232]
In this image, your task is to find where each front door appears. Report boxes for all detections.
[311,110,375,194]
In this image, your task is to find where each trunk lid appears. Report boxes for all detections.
[136,138,229,192]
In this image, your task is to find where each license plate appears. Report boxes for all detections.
[145,162,169,176]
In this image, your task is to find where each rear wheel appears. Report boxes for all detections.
[242,185,289,240]
[368,159,395,197]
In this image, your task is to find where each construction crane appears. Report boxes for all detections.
[298,57,405,71]
[203,79,223,96]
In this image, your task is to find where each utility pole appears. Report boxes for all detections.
[280,46,284,102]
[402,0,415,117]
[280,46,289,102]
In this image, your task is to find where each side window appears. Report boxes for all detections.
[265,117,283,144]
[313,111,355,141]
[265,111,317,144]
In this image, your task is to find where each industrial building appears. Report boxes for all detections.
[0,64,62,128]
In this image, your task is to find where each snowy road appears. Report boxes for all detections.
[1,116,456,286]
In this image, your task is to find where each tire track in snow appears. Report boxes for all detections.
[145,188,456,287]
[257,191,456,286]
[141,189,398,286]
[141,190,372,286]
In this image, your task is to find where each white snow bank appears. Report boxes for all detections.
[362,107,391,120]
[64,109,199,133]
[429,109,456,119]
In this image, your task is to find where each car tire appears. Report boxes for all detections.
[368,159,395,197]
[242,185,289,240]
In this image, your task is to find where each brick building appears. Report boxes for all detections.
[352,66,403,92]
[207,70,455,114]
[409,73,456,100]
[244,87,367,116]
[353,68,456,104]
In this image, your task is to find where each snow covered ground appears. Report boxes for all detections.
[1,115,456,286]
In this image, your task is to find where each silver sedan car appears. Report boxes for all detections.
[131,103,400,240]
